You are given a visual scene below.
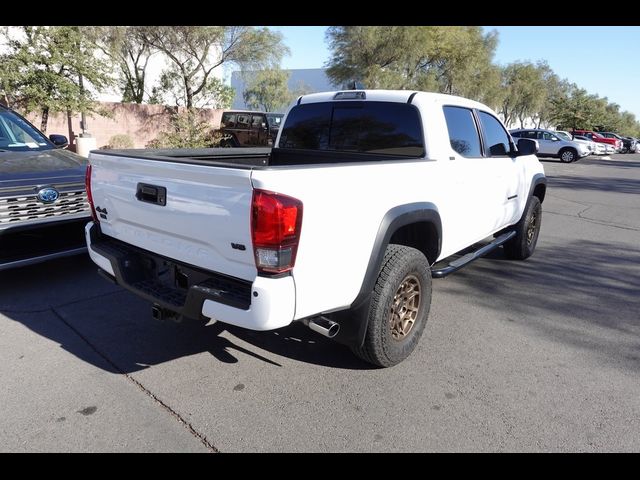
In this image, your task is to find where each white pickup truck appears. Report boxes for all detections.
[84,90,546,367]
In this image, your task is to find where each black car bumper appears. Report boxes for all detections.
[87,223,253,321]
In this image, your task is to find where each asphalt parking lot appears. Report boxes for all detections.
[1,153,639,452]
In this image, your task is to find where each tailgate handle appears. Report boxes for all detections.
[136,183,167,206]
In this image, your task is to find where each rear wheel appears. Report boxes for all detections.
[352,244,432,368]
[220,138,235,148]
[503,196,542,260]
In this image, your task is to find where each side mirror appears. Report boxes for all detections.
[489,143,508,156]
[49,134,68,148]
[516,138,539,156]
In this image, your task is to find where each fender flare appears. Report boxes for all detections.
[330,202,442,348]
[528,173,547,203]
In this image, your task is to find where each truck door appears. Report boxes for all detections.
[538,131,558,156]
[441,105,501,253]
[476,110,523,228]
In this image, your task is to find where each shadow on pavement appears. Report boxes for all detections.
[579,156,640,169]
[0,256,372,372]
[548,175,640,195]
[3,237,638,374]
[439,239,640,371]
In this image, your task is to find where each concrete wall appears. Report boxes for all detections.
[26,102,224,150]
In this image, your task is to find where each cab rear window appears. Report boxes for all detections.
[278,101,425,157]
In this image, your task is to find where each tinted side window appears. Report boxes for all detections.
[542,132,555,141]
[522,131,539,140]
[222,113,236,128]
[443,106,482,157]
[279,101,424,157]
[237,114,250,126]
[251,115,264,128]
[478,111,511,156]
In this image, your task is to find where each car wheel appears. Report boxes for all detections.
[220,139,234,148]
[559,148,577,163]
[503,196,542,260]
[352,244,432,368]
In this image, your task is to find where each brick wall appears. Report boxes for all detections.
[26,102,224,151]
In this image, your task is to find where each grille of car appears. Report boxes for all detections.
[0,189,90,225]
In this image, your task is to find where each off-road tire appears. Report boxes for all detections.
[503,196,542,260]
[352,244,432,368]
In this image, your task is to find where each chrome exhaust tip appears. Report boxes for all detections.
[303,316,340,338]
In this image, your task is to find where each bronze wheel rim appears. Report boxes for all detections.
[389,275,421,341]
[527,210,538,245]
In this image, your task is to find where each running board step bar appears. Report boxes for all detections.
[431,231,516,278]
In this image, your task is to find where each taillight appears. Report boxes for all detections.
[85,164,98,222]
[251,189,303,274]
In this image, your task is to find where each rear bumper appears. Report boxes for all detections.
[85,222,295,330]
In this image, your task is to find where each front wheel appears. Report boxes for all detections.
[503,196,542,260]
[352,244,432,368]
[559,148,577,163]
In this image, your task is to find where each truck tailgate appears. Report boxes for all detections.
[89,152,256,281]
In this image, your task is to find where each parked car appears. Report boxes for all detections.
[555,130,602,155]
[571,135,607,155]
[510,128,589,162]
[0,105,90,271]
[219,110,281,148]
[85,89,546,367]
[598,132,637,154]
[571,130,622,152]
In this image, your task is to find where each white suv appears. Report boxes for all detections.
[510,128,590,162]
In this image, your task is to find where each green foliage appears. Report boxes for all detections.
[147,108,217,148]
[0,26,114,132]
[158,70,235,109]
[243,69,291,112]
[88,26,155,104]
[499,62,548,128]
[326,26,640,137]
[325,26,501,105]
[104,134,134,149]
[140,26,288,108]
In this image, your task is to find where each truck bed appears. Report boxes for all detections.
[96,147,272,168]
[95,147,423,168]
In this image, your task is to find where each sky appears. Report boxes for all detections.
[269,26,640,120]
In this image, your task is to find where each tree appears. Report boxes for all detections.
[550,86,600,132]
[90,26,155,104]
[499,62,547,129]
[140,26,288,108]
[325,26,501,104]
[243,69,291,112]
[1,26,114,132]
[530,62,570,129]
